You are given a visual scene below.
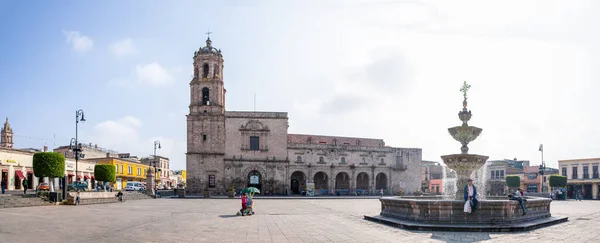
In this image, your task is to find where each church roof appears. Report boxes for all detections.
[287,134,385,147]
[1,117,12,133]
[195,38,222,57]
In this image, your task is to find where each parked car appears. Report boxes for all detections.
[37,183,50,191]
[125,182,145,191]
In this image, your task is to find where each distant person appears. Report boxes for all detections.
[22,178,28,194]
[1,180,6,194]
[76,190,81,205]
[508,189,527,215]
[117,191,123,202]
[240,193,248,216]
[463,179,478,213]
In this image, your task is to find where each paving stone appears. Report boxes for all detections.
[0,198,599,242]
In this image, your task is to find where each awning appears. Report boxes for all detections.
[91,176,95,180]
[84,175,90,179]
[15,171,25,179]
[77,175,83,179]
[27,171,33,174]
[68,173,74,176]
[1,169,7,172]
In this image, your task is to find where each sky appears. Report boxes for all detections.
[1,0,599,170]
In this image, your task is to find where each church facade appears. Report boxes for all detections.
[186,38,422,196]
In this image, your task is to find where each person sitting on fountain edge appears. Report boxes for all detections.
[463,179,478,213]
[508,188,527,215]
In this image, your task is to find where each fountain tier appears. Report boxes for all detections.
[441,153,488,200]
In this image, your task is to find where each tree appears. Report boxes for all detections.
[94,164,116,188]
[32,152,65,192]
[505,175,521,190]
[549,175,567,188]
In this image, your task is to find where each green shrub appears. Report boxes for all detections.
[505,175,521,188]
[549,175,567,188]
[94,164,116,183]
[32,152,65,178]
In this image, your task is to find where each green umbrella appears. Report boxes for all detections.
[241,187,260,194]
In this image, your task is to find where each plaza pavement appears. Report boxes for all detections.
[0,198,598,243]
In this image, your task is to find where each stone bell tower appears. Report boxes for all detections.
[186,36,226,195]
[1,117,14,148]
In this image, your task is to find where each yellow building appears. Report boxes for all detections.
[97,158,151,190]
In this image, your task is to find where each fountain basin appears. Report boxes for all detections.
[364,196,568,232]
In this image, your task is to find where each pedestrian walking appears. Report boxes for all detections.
[22,178,28,194]
[76,190,81,205]
[1,179,6,194]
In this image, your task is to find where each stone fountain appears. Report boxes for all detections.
[442,81,488,200]
[364,82,568,232]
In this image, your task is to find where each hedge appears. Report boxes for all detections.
[549,175,567,188]
[94,164,116,183]
[32,152,65,178]
[505,175,521,188]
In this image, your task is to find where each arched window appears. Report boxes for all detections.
[213,64,219,77]
[202,87,210,105]
[340,157,346,164]
[297,156,302,162]
[202,63,209,78]
[319,157,324,163]
[380,158,385,164]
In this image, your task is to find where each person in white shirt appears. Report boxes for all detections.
[508,188,527,215]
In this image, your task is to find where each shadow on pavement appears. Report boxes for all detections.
[218,215,238,218]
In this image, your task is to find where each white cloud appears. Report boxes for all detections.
[109,38,137,57]
[62,30,93,52]
[86,116,185,169]
[135,62,176,86]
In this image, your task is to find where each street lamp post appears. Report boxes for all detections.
[153,140,161,194]
[68,109,85,199]
[538,144,545,193]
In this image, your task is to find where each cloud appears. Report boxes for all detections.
[86,116,185,169]
[319,93,371,115]
[135,62,177,86]
[109,38,137,57]
[63,30,93,52]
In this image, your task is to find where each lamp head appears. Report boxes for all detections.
[158,144,162,149]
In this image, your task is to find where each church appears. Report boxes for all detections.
[186,37,422,196]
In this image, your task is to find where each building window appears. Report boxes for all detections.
[249,136,259,150]
[202,87,210,105]
[203,63,209,78]
[572,166,578,179]
[593,165,599,178]
[380,158,385,164]
[208,175,215,188]
[543,176,547,182]
[128,166,132,175]
[296,156,302,162]
[340,157,346,163]
[121,165,124,174]
[64,151,69,158]
[202,134,207,141]
[361,158,366,164]
[500,170,504,178]
[115,164,118,173]
[562,167,567,177]
[319,157,324,163]
[583,166,589,179]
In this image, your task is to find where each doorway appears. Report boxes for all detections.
[290,171,306,194]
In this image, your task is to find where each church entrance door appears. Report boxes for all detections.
[247,170,262,192]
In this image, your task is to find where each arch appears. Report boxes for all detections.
[247,170,262,192]
[335,172,350,190]
[213,64,219,77]
[202,87,210,105]
[290,171,306,194]
[376,172,388,190]
[202,63,209,78]
[313,171,328,192]
[356,172,369,190]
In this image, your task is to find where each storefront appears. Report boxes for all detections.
[526,184,538,193]
[0,148,38,191]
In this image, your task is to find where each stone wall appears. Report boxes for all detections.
[224,112,289,161]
